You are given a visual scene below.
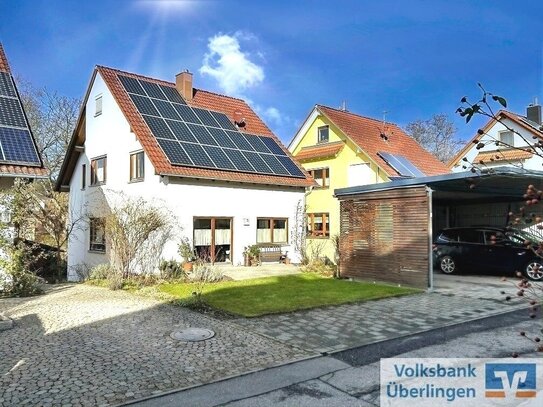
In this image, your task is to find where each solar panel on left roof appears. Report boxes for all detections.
[0,72,16,98]
[0,97,27,128]
[0,127,40,164]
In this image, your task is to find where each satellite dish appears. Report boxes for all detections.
[233,109,246,127]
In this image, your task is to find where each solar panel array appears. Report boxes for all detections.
[117,74,305,178]
[0,71,41,165]
[378,152,425,178]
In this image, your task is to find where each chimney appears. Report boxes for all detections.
[176,70,193,101]
[527,98,541,124]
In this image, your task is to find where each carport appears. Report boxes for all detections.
[334,167,543,290]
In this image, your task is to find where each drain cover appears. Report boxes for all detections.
[170,328,215,341]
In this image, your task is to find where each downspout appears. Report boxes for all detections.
[427,186,434,292]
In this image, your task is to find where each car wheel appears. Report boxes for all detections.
[440,256,456,274]
[524,260,543,281]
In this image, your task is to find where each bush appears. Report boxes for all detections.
[88,263,114,280]
[159,259,184,280]
[189,262,225,283]
[0,242,42,297]
[301,258,337,277]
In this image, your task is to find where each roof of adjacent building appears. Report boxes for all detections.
[57,65,313,189]
[0,43,47,178]
[304,105,449,177]
[473,148,533,164]
[448,110,543,169]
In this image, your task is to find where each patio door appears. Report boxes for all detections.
[193,217,232,263]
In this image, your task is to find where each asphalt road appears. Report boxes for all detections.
[128,307,541,407]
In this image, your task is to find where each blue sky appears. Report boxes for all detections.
[1,0,542,145]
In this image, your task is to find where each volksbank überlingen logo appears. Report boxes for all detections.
[485,363,537,399]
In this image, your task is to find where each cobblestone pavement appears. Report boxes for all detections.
[233,273,527,354]
[0,284,308,407]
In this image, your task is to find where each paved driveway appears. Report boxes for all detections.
[233,273,527,354]
[0,284,308,407]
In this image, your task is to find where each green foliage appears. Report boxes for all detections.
[0,242,42,297]
[159,259,184,280]
[178,237,195,263]
[300,258,336,277]
[88,263,114,280]
[243,244,261,258]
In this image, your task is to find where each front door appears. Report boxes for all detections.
[193,217,232,263]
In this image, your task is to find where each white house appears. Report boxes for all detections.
[447,104,543,228]
[449,104,543,172]
[56,65,313,280]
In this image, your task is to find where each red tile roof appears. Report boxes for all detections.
[317,105,449,176]
[474,148,533,164]
[295,141,344,162]
[96,66,313,187]
[0,43,47,178]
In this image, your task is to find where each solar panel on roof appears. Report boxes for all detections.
[140,80,167,100]
[156,138,193,166]
[0,127,40,163]
[226,130,253,151]
[117,72,305,178]
[192,107,221,128]
[0,72,16,98]
[378,152,424,177]
[0,97,27,128]
[173,104,201,124]
[209,111,236,130]
[118,75,146,96]
[152,99,181,120]
[129,94,160,116]
[159,85,186,104]
[259,136,287,156]
[186,123,218,146]
[207,127,236,149]
[166,119,197,143]
[180,142,215,168]
[142,115,176,140]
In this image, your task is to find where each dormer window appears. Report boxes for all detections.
[318,126,329,143]
[499,130,514,147]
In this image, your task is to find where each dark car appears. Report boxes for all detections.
[433,227,543,281]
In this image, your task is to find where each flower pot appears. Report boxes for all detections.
[183,262,193,272]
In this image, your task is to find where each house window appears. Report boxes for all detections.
[130,151,145,181]
[309,168,329,188]
[318,126,329,143]
[95,95,102,116]
[499,130,514,147]
[90,156,106,185]
[81,164,86,190]
[257,218,288,243]
[89,218,106,252]
[307,213,330,238]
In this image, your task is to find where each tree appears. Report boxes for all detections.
[405,114,463,163]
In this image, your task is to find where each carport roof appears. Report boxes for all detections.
[335,166,543,203]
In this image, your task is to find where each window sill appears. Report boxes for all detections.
[307,235,330,239]
[94,112,102,117]
[128,178,144,184]
[89,182,106,187]
[88,249,106,254]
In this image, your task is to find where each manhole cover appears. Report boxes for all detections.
[170,328,215,341]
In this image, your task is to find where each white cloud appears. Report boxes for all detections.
[199,33,264,96]
[136,0,200,15]
[263,107,283,125]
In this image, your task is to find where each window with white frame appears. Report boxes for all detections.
[130,151,144,181]
[257,218,288,243]
[89,218,106,252]
[499,130,514,147]
[317,126,329,143]
[90,156,106,185]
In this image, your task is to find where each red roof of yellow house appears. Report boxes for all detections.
[0,43,47,178]
[316,105,449,176]
[295,141,344,162]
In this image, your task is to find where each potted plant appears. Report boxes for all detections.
[178,237,196,272]
[243,244,261,266]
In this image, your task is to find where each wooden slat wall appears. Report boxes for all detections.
[339,186,430,289]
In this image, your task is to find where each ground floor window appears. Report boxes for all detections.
[257,218,288,243]
[193,217,232,262]
[307,213,330,238]
[89,217,106,252]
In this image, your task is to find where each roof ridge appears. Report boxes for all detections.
[317,104,402,128]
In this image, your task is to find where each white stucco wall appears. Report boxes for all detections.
[451,118,542,172]
[67,73,305,280]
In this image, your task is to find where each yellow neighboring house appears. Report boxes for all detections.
[288,104,449,262]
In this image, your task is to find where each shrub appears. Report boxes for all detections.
[159,259,184,280]
[88,263,114,280]
[0,242,42,297]
[301,258,336,277]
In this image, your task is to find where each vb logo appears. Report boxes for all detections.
[485,363,537,398]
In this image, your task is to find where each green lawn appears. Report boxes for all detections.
[159,273,421,317]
